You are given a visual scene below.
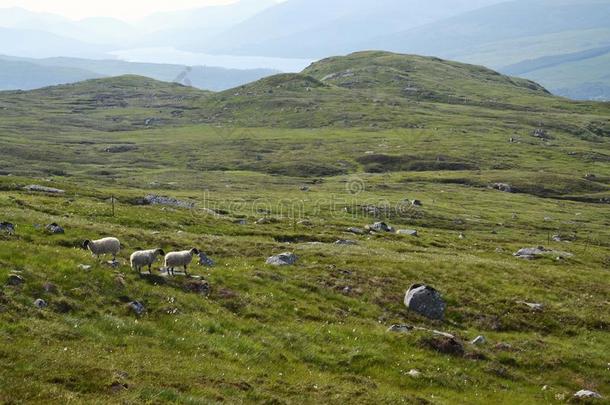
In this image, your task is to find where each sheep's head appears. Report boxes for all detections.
[82,240,91,249]
[190,248,200,255]
[156,248,166,256]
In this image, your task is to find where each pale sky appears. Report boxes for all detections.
[0,0,246,21]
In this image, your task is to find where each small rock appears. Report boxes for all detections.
[45,223,65,234]
[411,200,423,207]
[335,239,357,246]
[6,274,24,286]
[23,185,65,194]
[233,219,248,225]
[387,324,413,333]
[297,220,313,226]
[198,252,215,267]
[471,335,486,345]
[366,222,394,233]
[574,390,602,399]
[256,217,278,225]
[140,195,194,209]
[78,264,92,271]
[346,227,365,235]
[0,221,15,235]
[514,246,573,260]
[517,301,544,311]
[106,261,120,269]
[494,342,513,351]
[42,282,57,293]
[459,233,466,239]
[407,369,421,378]
[492,183,512,193]
[266,252,298,266]
[128,301,145,316]
[404,284,446,321]
[115,275,126,288]
[396,229,418,237]
[183,279,211,296]
[33,298,48,309]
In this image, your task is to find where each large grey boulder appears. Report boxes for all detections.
[266,252,298,266]
[24,185,65,194]
[514,246,573,260]
[404,284,446,321]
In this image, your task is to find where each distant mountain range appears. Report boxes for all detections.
[0,0,608,100]
[0,55,278,91]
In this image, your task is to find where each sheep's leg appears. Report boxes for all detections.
[148,264,152,274]
[184,265,189,277]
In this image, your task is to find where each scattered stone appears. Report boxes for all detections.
[494,342,513,351]
[42,282,57,293]
[33,298,48,309]
[335,239,358,246]
[115,275,126,288]
[78,264,92,271]
[300,186,310,192]
[140,195,194,209]
[346,227,365,235]
[396,229,418,237]
[459,233,466,239]
[104,145,137,153]
[128,301,145,316]
[407,369,421,378]
[514,246,573,260]
[387,324,413,333]
[297,220,313,226]
[256,217,279,225]
[366,222,394,233]
[266,252,298,266]
[198,252,215,267]
[6,274,24,286]
[574,390,602,399]
[183,279,211,296]
[584,173,597,181]
[106,261,120,269]
[517,301,544,311]
[0,221,15,235]
[233,219,248,225]
[404,284,446,321]
[533,128,552,140]
[45,223,65,234]
[23,185,65,194]
[421,336,464,356]
[471,335,487,345]
[411,200,423,207]
[492,183,512,193]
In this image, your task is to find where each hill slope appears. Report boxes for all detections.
[0,51,609,403]
[371,0,610,100]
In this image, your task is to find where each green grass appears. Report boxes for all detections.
[0,51,609,403]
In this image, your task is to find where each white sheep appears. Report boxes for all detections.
[83,237,121,261]
[164,248,200,276]
[130,248,166,274]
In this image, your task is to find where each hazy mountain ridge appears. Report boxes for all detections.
[0,55,278,92]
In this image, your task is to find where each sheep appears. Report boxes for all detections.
[130,248,165,275]
[164,248,200,276]
[83,237,121,261]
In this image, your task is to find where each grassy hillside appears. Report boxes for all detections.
[0,51,609,403]
[372,0,610,101]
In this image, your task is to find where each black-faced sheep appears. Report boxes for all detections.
[130,248,165,274]
[83,237,121,261]
[164,248,200,276]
